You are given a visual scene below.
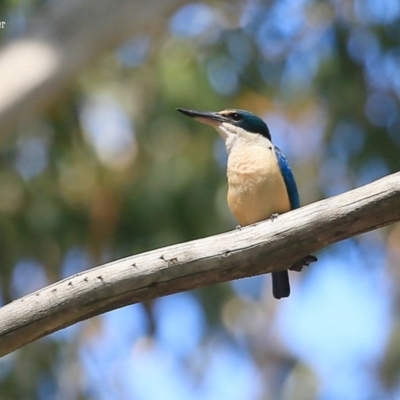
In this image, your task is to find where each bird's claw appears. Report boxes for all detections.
[290,254,318,272]
[270,213,279,221]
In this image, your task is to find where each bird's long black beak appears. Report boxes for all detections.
[176,108,227,126]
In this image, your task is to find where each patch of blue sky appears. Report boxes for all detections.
[363,48,400,94]
[365,62,388,92]
[53,306,145,355]
[393,381,400,400]
[364,92,398,128]
[256,22,291,60]
[0,348,15,380]
[271,0,309,36]
[238,0,262,31]
[254,0,312,61]
[213,135,228,169]
[153,292,206,358]
[319,157,354,197]
[231,275,264,300]
[115,344,196,400]
[290,30,334,87]
[37,374,58,400]
[281,49,321,91]
[347,28,380,65]
[277,240,391,398]
[355,156,390,187]
[48,320,85,343]
[60,246,92,278]
[14,134,50,180]
[354,0,400,24]
[330,120,365,163]
[79,304,149,398]
[78,291,263,400]
[226,31,253,69]
[259,61,285,88]
[266,111,325,162]
[11,259,48,298]
[258,0,306,39]
[170,3,216,39]
[119,338,260,400]
[198,341,263,400]
[116,36,150,68]
[206,55,239,96]
[357,231,389,282]
[383,48,400,99]
[80,95,136,169]
[319,365,386,400]
[83,337,261,400]
[88,304,149,358]
[3,7,30,37]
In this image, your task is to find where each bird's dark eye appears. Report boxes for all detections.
[230,113,242,121]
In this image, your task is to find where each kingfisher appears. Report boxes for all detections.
[177,107,317,299]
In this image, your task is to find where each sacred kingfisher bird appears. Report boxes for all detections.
[177,107,316,299]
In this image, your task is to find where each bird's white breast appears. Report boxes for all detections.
[226,142,291,226]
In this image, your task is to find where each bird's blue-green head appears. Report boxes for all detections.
[177,108,271,141]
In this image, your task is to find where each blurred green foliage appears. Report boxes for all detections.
[1,0,400,399]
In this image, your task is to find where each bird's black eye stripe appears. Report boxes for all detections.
[230,113,242,121]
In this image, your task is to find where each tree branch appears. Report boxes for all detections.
[1,172,400,356]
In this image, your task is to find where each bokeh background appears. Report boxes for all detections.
[0,0,400,399]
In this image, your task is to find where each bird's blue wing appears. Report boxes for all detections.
[274,146,300,210]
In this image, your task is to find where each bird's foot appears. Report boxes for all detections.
[235,224,242,230]
[270,213,279,222]
[290,255,318,272]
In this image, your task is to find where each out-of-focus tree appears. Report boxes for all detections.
[0,0,399,399]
